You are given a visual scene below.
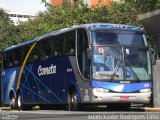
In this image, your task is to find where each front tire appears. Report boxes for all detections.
[68,91,79,111]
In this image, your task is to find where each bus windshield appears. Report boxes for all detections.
[91,31,151,81]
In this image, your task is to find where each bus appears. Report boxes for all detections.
[1,23,152,111]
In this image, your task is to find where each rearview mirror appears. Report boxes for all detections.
[87,48,91,59]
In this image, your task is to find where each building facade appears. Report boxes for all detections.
[7,11,35,25]
[0,4,35,25]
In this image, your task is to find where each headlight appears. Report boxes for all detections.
[139,89,151,93]
[92,88,109,93]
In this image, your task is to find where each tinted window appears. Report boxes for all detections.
[92,31,145,46]
[53,36,63,57]
[5,47,22,68]
[64,31,75,56]
[22,44,31,63]
[3,52,7,68]
[28,42,41,63]
[77,29,90,79]
[41,39,52,60]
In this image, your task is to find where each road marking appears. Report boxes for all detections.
[144,108,160,112]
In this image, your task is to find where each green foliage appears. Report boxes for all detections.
[109,2,141,26]
[0,9,17,56]
[124,0,160,13]
[155,0,160,9]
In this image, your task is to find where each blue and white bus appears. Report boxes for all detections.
[1,24,152,110]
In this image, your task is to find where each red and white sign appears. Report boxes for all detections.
[120,96,129,101]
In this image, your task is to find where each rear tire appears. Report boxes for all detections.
[16,94,32,111]
[10,96,16,110]
[16,94,22,111]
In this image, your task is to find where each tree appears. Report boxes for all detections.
[108,2,141,26]
[0,9,17,56]
[124,0,160,13]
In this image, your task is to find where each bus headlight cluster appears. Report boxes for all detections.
[139,89,151,93]
[92,88,109,93]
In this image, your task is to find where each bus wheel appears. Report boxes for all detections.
[69,91,79,111]
[10,96,16,110]
[16,94,22,111]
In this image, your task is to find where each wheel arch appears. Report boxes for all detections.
[16,89,22,96]
[9,89,16,100]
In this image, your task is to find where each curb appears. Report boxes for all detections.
[0,106,40,111]
[144,108,160,112]
[0,107,10,111]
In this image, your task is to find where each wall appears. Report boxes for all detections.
[153,60,160,107]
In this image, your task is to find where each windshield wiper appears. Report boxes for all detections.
[110,56,140,81]
[110,59,121,80]
[125,58,140,81]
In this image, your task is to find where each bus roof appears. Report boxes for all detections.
[4,23,143,52]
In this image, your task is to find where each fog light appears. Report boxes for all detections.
[139,89,151,93]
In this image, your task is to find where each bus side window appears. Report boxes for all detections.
[22,44,31,64]
[77,29,90,79]
[7,52,14,67]
[64,31,75,56]
[23,43,41,64]
[53,36,63,57]
[3,52,7,68]
[24,43,41,63]
[15,48,22,66]
[30,42,42,62]
[42,39,52,60]
[5,52,10,68]
[6,48,22,67]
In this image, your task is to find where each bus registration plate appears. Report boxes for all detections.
[120,96,129,101]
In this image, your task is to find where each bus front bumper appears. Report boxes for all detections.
[91,92,151,104]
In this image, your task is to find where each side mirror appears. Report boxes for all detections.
[87,48,92,59]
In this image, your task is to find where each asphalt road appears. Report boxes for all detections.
[0,106,160,120]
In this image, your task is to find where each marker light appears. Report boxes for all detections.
[98,47,104,54]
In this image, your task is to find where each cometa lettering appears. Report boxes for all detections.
[38,64,56,76]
